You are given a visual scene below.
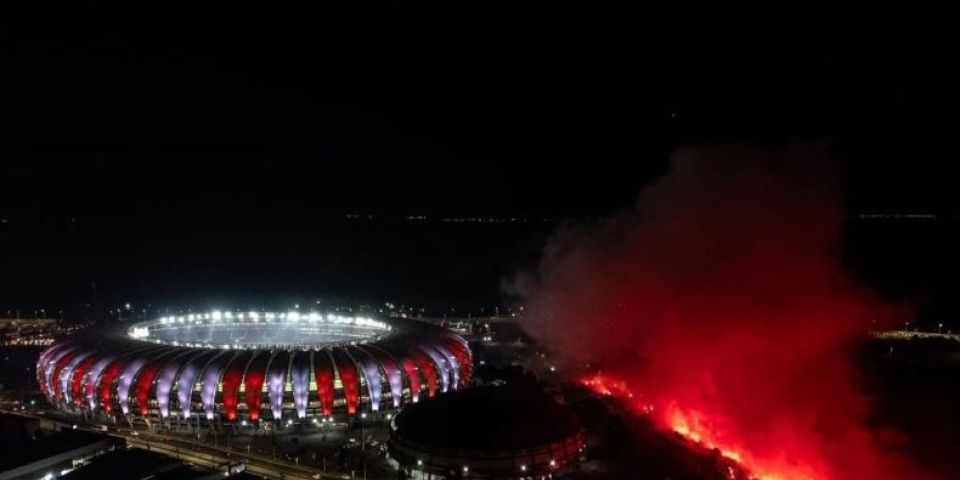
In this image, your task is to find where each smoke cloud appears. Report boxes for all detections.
[513,146,934,479]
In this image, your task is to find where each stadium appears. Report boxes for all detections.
[36,311,472,424]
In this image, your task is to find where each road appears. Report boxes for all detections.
[126,429,353,480]
[1,409,358,480]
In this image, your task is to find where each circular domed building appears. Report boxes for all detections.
[389,386,585,478]
[36,311,471,424]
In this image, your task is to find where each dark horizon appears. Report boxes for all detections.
[2,24,958,322]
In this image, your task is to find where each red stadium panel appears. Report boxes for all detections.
[363,346,403,407]
[376,344,424,402]
[313,350,336,417]
[52,350,81,402]
[409,348,438,398]
[244,351,270,421]
[332,349,360,415]
[133,357,165,416]
[221,351,255,421]
[44,346,80,396]
[70,354,100,406]
[37,343,71,395]
[398,354,422,401]
[441,337,473,386]
[132,351,180,416]
[98,358,127,412]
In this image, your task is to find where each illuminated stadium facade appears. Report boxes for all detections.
[36,311,472,424]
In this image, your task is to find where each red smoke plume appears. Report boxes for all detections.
[514,147,933,479]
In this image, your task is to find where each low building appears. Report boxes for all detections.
[0,414,118,480]
[389,385,586,479]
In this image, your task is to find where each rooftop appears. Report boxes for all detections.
[392,385,582,452]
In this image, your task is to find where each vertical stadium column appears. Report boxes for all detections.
[117,355,151,415]
[201,351,234,420]
[267,351,291,420]
[221,351,255,422]
[59,350,94,405]
[51,350,82,403]
[70,353,100,407]
[431,343,461,389]
[291,351,311,419]
[364,345,403,408]
[84,355,116,410]
[156,351,199,419]
[418,345,451,393]
[407,348,437,398]
[332,349,360,415]
[397,353,422,403]
[37,343,71,397]
[133,351,178,417]
[97,357,128,413]
[441,336,473,386]
[45,346,78,401]
[244,351,271,422]
[312,349,335,417]
[380,344,422,403]
[176,351,214,418]
[350,347,383,412]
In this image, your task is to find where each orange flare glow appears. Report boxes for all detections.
[579,374,821,480]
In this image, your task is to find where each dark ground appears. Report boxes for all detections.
[862,337,960,476]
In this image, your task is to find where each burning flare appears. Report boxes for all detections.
[580,373,819,480]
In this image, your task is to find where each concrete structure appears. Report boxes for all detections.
[0,414,118,480]
[37,310,471,426]
[389,386,585,478]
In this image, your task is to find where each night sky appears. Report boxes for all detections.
[1,23,956,320]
